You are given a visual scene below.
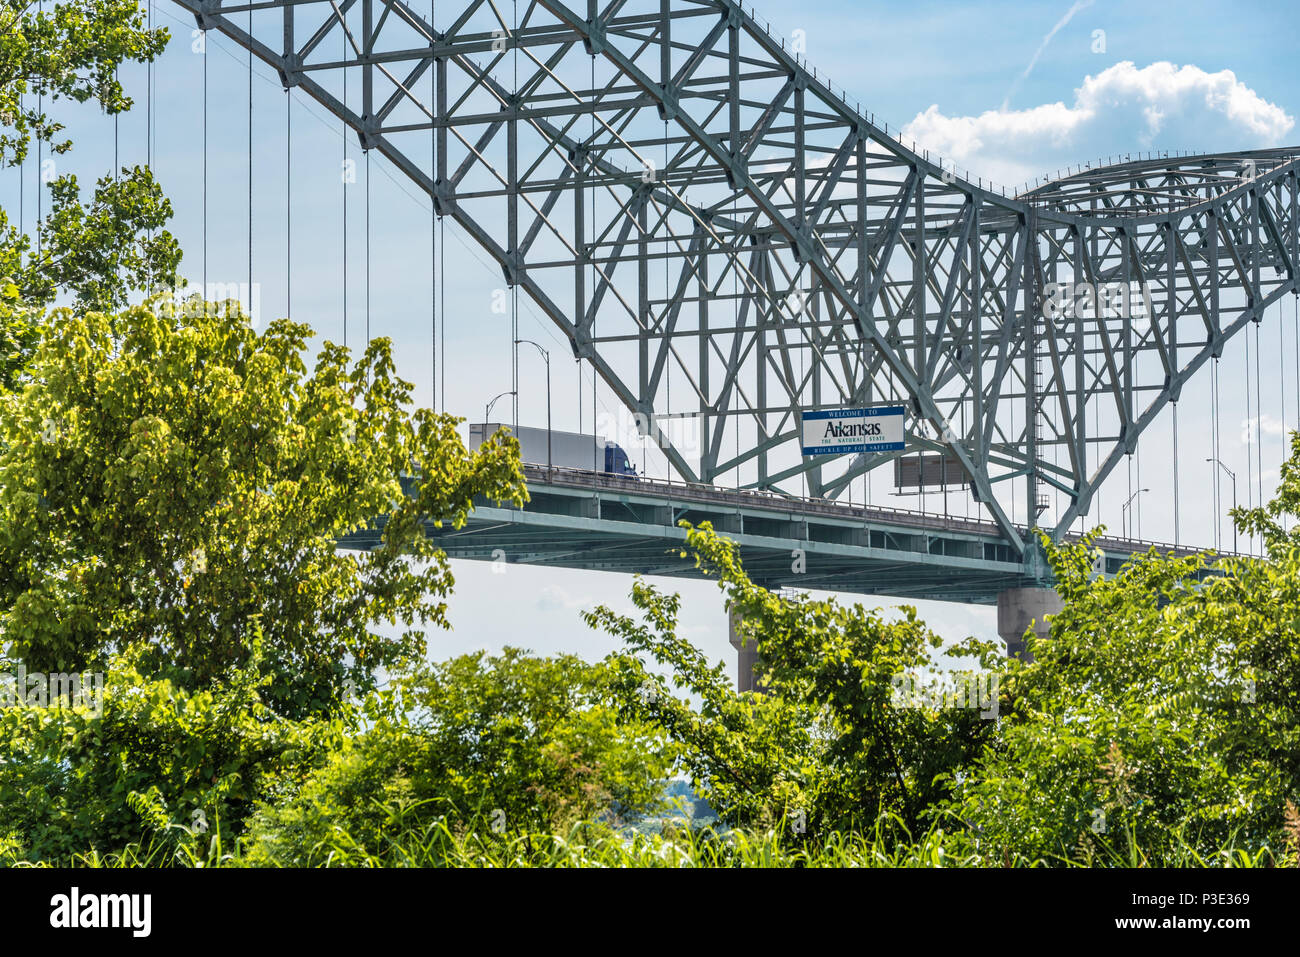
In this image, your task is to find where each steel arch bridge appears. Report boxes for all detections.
[177,0,1299,556]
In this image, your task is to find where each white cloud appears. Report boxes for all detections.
[535,583,596,613]
[904,61,1295,190]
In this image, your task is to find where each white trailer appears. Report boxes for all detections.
[468,423,637,475]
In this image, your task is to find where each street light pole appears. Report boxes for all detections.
[516,340,552,472]
[1207,458,1238,554]
[485,390,516,439]
[1122,488,1149,541]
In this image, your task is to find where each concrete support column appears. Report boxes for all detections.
[727,608,759,692]
[997,587,1063,661]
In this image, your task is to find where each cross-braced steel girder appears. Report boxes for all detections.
[175,0,1300,554]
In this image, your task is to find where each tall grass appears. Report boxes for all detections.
[7,806,1287,868]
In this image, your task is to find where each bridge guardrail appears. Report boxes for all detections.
[517,463,1236,558]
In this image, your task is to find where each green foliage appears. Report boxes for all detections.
[0,1,177,389]
[242,649,674,866]
[585,524,997,841]
[0,636,340,864]
[948,440,1300,861]
[0,297,526,718]
[0,276,37,392]
[588,445,1300,863]
[2,169,181,312]
[0,0,167,165]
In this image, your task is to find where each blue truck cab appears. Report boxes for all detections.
[604,442,638,476]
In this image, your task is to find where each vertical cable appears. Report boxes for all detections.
[436,0,441,410]
[112,65,120,287]
[1255,320,1264,519]
[440,218,445,413]
[1283,303,1290,532]
[343,19,348,349]
[36,0,41,259]
[1136,447,1142,539]
[203,30,208,294]
[1126,453,1132,539]
[365,148,371,352]
[249,10,254,305]
[1246,326,1254,551]
[286,88,292,318]
[1212,357,1221,551]
[147,0,153,249]
[1172,402,1179,547]
[591,53,596,479]
[513,286,519,434]
[511,0,519,430]
[1282,302,1289,449]
[17,91,22,243]
[1094,324,1100,526]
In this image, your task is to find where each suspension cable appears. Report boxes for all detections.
[1126,452,1133,540]
[203,28,208,294]
[665,116,670,481]
[17,91,22,241]
[1212,356,1221,551]
[1245,322,1254,550]
[591,53,596,480]
[440,217,445,413]
[286,87,292,318]
[1282,301,1289,447]
[248,9,254,304]
[342,19,348,350]
[512,0,519,432]
[1255,319,1264,526]
[365,148,371,352]
[114,64,120,288]
[1172,402,1179,548]
[436,0,441,410]
[1136,445,1142,539]
[146,0,152,250]
[36,0,41,259]
[1283,301,1290,532]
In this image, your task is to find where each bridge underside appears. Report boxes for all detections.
[341,466,1204,604]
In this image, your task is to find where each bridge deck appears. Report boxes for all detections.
[341,466,1219,605]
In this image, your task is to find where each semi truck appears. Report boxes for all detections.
[469,423,638,476]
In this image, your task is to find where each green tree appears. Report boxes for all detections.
[0,633,342,864]
[0,297,527,719]
[243,649,674,866]
[586,523,996,840]
[2,169,180,312]
[952,446,1300,862]
[0,0,166,166]
[0,277,37,392]
[1,0,178,388]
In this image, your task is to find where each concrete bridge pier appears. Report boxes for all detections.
[997,587,1063,661]
[727,608,760,693]
[729,587,1061,689]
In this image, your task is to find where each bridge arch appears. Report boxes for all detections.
[176,0,1300,552]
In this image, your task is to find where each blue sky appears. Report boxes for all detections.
[9,0,1299,670]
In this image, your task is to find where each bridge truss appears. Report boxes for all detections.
[177,0,1300,554]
